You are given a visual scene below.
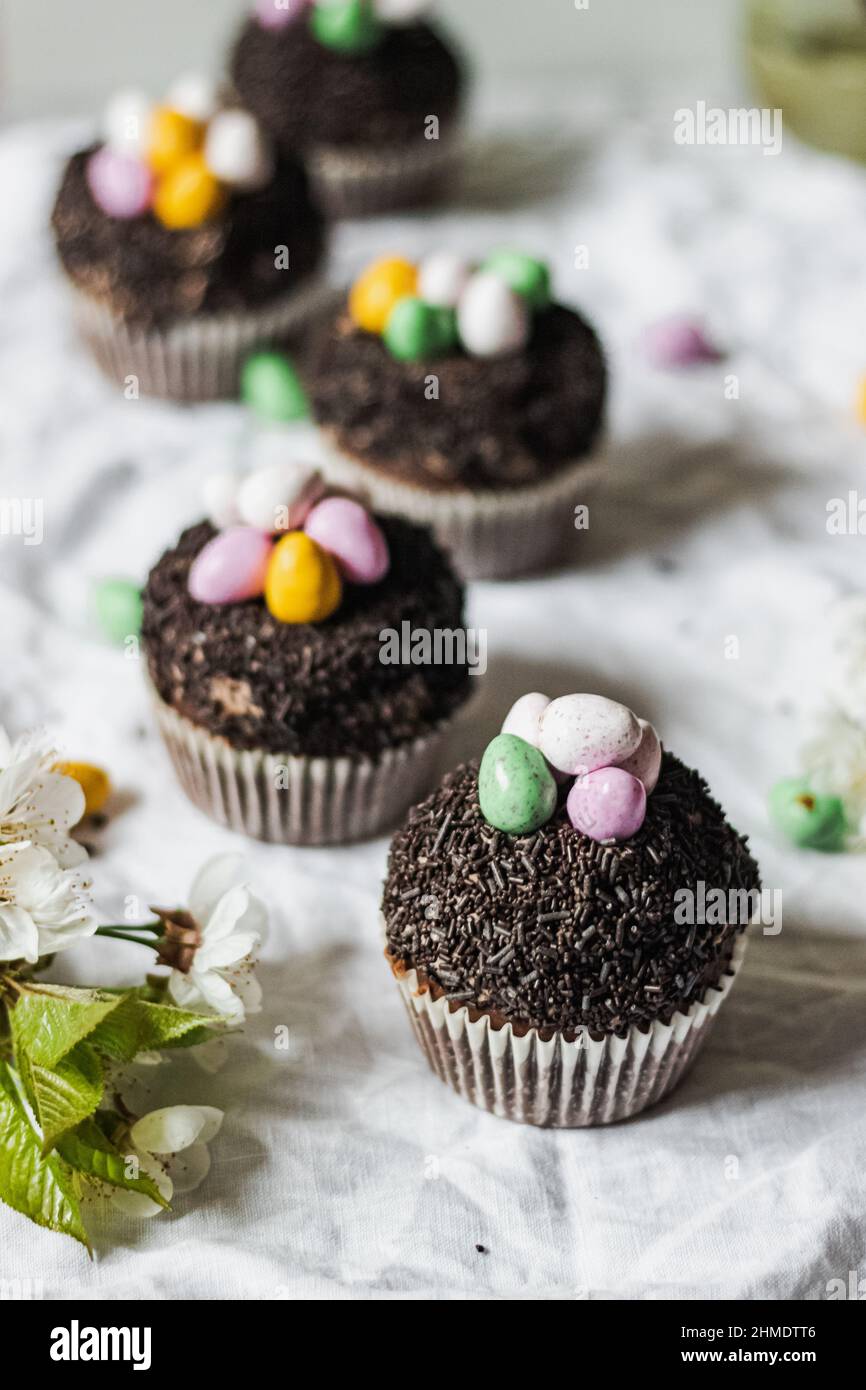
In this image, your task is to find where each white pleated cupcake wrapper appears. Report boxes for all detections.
[393,934,747,1128]
[68,276,333,402]
[149,683,469,846]
[315,439,608,580]
[306,133,461,218]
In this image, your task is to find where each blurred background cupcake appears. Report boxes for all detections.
[382,692,760,1126]
[305,249,607,579]
[142,457,474,844]
[230,0,466,217]
[50,73,327,401]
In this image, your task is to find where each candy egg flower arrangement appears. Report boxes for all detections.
[190,461,390,623]
[348,248,551,361]
[479,693,662,842]
[87,76,274,228]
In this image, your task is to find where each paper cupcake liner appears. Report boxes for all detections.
[315,439,608,580]
[148,682,471,846]
[68,277,332,402]
[392,935,747,1127]
[305,133,461,218]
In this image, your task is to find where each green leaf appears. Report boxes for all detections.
[0,1062,89,1250]
[87,994,213,1063]
[10,983,123,1068]
[58,1117,168,1209]
[20,1043,103,1152]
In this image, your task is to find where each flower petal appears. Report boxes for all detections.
[130,1105,223,1155]
[188,853,245,923]
[0,903,39,963]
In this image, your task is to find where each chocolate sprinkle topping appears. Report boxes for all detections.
[307,305,607,492]
[142,515,470,758]
[383,754,761,1038]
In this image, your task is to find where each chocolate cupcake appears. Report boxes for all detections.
[230,1,465,217]
[383,692,760,1126]
[306,250,607,579]
[142,459,474,844]
[51,74,326,401]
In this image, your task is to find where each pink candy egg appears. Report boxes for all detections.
[188,527,273,605]
[304,497,389,585]
[86,146,154,220]
[567,767,647,843]
[617,718,662,793]
[642,316,721,368]
[255,0,309,29]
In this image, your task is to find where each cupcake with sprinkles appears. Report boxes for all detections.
[142,457,473,844]
[306,249,607,579]
[230,0,465,218]
[382,692,760,1126]
[51,73,326,400]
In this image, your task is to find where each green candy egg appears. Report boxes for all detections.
[478,733,558,835]
[241,351,309,423]
[93,579,142,646]
[768,778,847,852]
[310,0,384,55]
[383,297,446,362]
[483,250,551,310]
[430,305,458,354]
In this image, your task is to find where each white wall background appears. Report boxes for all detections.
[1,0,742,120]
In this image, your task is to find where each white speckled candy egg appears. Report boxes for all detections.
[166,72,222,124]
[203,470,242,529]
[616,718,662,793]
[418,251,472,309]
[501,692,550,748]
[102,88,153,158]
[457,271,530,358]
[204,109,274,191]
[538,694,642,776]
[237,462,323,534]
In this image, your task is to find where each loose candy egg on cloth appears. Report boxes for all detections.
[204,109,273,191]
[55,762,112,818]
[304,497,389,584]
[768,778,847,852]
[237,462,324,533]
[241,352,309,422]
[188,527,273,605]
[457,271,531,358]
[86,147,154,219]
[349,257,418,334]
[265,532,342,623]
[567,767,647,842]
[92,578,143,645]
[478,734,558,836]
[538,694,642,776]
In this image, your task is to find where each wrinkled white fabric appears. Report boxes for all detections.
[2,86,866,1300]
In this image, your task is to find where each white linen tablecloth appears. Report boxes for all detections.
[2,84,866,1300]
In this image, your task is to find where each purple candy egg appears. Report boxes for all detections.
[642,316,721,368]
[86,146,154,220]
[567,767,647,843]
[304,497,389,585]
[254,0,309,29]
[188,527,273,605]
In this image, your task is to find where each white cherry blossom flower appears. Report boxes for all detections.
[0,843,96,963]
[0,727,86,867]
[110,1105,224,1218]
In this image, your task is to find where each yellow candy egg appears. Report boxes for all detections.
[54,761,112,817]
[146,105,203,175]
[265,532,342,624]
[153,153,225,229]
[349,256,419,335]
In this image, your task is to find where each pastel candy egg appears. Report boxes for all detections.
[768,779,846,852]
[383,297,446,361]
[349,256,418,335]
[92,579,142,645]
[501,692,550,748]
[617,718,662,793]
[538,694,642,776]
[146,105,203,176]
[188,527,272,605]
[418,251,472,309]
[86,147,154,220]
[166,72,222,124]
[642,316,721,368]
[457,271,531,358]
[238,462,324,533]
[304,497,389,584]
[256,0,310,29]
[311,0,385,55]
[483,249,551,310]
[567,768,647,843]
[102,88,152,158]
[54,762,112,818]
[153,153,225,229]
[203,470,242,529]
[241,351,309,422]
[265,532,342,624]
[373,0,431,20]
[478,734,557,836]
[204,109,274,192]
